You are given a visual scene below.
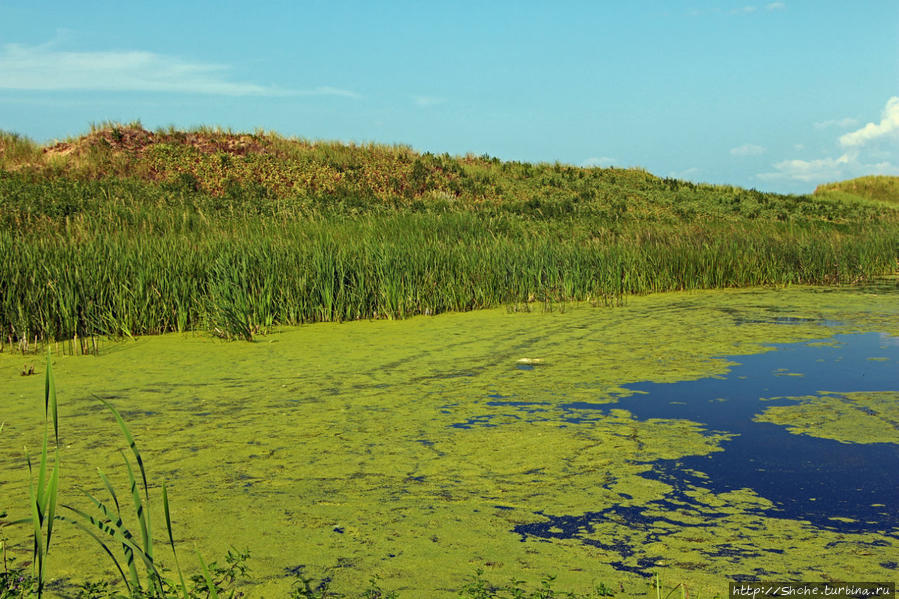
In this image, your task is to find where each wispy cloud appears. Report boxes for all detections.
[308,86,360,99]
[813,117,858,129]
[759,152,898,183]
[759,150,898,183]
[0,42,359,98]
[670,167,701,179]
[412,95,446,107]
[839,96,899,148]
[759,154,854,182]
[730,144,766,157]
[691,3,784,17]
[582,156,617,168]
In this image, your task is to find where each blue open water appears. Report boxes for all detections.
[504,332,899,575]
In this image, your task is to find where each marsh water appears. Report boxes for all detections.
[1,286,898,596]
[512,332,898,576]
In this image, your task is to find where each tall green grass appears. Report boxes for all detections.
[1,212,896,344]
[815,175,899,205]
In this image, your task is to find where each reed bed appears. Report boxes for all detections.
[2,211,896,344]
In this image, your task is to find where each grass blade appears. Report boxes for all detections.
[96,467,121,514]
[97,466,141,589]
[84,489,141,590]
[58,511,132,593]
[197,552,220,599]
[61,504,164,586]
[44,352,58,446]
[26,448,45,596]
[44,448,59,552]
[97,396,154,560]
[121,451,153,562]
[163,482,190,599]
[96,395,150,504]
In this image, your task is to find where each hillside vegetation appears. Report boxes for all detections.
[1,123,897,346]
[815,175,899,205]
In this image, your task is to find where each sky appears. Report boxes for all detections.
[1,1,897,194]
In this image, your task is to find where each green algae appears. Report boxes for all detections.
[755,391,899,445]
[0,285,898,597]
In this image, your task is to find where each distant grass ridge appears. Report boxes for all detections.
[3,123,896,224]
[814,175,899,205]
[1,124,897,344]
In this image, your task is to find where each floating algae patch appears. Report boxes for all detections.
[516,485,895,584]
[0,285,898,597]
[755,390,899,445]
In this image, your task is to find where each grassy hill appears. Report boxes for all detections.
[1,124,897,346]
[3,123,894,224]
[815,175,899,205]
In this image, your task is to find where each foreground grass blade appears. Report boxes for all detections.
[163,482,190,599]
[121,451,154,564]
[23,353,62,598]
[86,488,142,590]
[97,466,141,588]
[197,552,220,599]
[26,449,45,595]
[58,511,133,593]
[96,467,122,514]
[97,396,150,504]
[45,448,59,552]
[44,352,58,445]
[98,394,156,577]
[62,503,164,585]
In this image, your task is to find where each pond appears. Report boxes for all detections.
[1,285,897,597]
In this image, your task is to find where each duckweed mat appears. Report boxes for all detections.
[1,285,897,597]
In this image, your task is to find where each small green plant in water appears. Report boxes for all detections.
[361,576,398,599]
[6,355,249,598]
[0,355,60,598]
[25,354,60,598]
[58,391,175,597]
[652,574,696,599]
[288,565,335,599]
[456,568,614,599]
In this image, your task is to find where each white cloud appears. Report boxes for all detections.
[839,96,899,147]
[759,96,899,185]
[813,117,859,129]
[412,95,446,107]
[582,156,617,168]
[766,2,786,10]
[759,151,899,183]
[759,153,854,182]
[731,5,758,14]
[0,42,359,98]
[730,143,766,156]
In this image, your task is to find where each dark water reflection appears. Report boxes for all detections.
[565,332,899,534]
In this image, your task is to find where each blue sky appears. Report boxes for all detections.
[1,1,897,193]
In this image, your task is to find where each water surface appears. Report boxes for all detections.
[1,286,897,596]
[510,332,898,578]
